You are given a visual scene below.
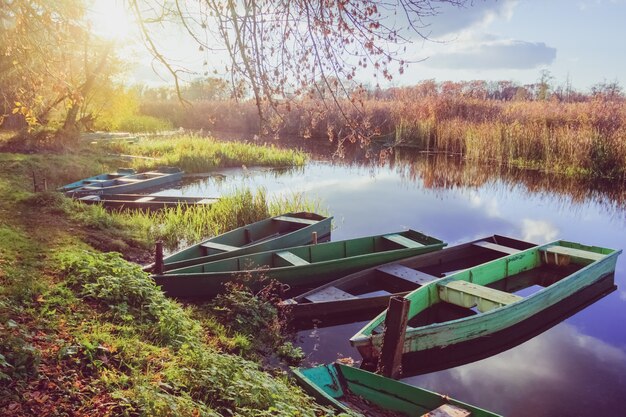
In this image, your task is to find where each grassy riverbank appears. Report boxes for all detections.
[0,139,334,416]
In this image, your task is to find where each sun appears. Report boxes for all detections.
[88,0,136,41]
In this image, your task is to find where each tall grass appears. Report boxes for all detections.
[105,188,324,250]
[99,135,307,173]
[139,88,626,179]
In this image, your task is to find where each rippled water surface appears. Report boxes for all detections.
[159,148,626,416]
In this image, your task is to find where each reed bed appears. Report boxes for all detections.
[140,87,626,179]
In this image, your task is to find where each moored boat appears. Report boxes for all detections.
[153,230,446,298]
[77,193,219,210]
[58,168,136,192]
[282,235,536,323]
[148,212,333,272]
[293,362,501,417]
[66,167,183,195]
[350,240,622,363]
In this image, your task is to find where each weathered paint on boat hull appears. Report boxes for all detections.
[283,235,537,322]
[293,362,502,417]
[158,212,333,271]
[350,240,621,362]
[153,230,446,298]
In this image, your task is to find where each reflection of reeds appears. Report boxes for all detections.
[141,94,626,179]
[391,150,626,217]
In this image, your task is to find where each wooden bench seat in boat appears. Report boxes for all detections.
[304,286,357,302]
[541,245,605,265]
[438,280,523,313]
[382,233,424,248]
[473,240,521,255]
[376,264,439,285]
[200,241,239,252]
[116,178,143,182]
[273,215,318,225]
[275,251,310,266]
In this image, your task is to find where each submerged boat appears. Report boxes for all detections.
[148,212,333,272]
[77,193,219,211]
[282,235,536,322]
[350,240,622,362]
[293,362,501,417]
[66,167,183,195]
[153,230,446,298]
[58,168,136,192]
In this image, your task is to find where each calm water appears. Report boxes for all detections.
[159,149,626,416]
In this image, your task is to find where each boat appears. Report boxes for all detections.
[153,230,446,298]
[149,212,333,272]
[57,168,136,192]
[77,193,219,211]
[65,167,183,195]
[293,362,501,417]
[281,235,537,323]
[350,240,622,363]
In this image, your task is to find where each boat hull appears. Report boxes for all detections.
[293,362,501,417]
[157,212,333,271]
[153,230,446,298]
[67,168,183,195]
[284,235,537,323]
[350,240,621,362]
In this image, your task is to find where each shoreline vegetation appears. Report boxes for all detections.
[0,137,334,416]
[135,80,626,180]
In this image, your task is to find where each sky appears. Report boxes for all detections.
[90,0,626,91]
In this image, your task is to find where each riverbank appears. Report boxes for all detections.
[0,137,333,416]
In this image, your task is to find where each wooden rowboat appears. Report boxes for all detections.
[350,240,622,363]
[282,235,536,322]
[58,168,136,192]
[149,212,333,272]
[66,167,183,195]
[293,362,501,417]
[153,230,446,298]
[77,193,219,211]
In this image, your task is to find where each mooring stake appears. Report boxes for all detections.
[155,241,164,274]
[377,296,410,379]
[312,231,318,244]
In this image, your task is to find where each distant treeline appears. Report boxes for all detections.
[138,79,626,179]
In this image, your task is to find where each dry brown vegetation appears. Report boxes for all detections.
[140,80,626,179]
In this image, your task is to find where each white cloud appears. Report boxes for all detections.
[520,219,559,243]
[425,38,556,70]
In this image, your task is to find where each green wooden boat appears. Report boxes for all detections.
[149,212,333,272]
[67,167,183,195]
[350,240,622,362]
[78,193,220,211]
[293,362,501,417]
[58,168,136,192]
[282,235,536,322]
[153,230,446,298]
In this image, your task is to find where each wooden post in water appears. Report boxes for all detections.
[377,296,410,379]
[154,241,164,274]
[312,231,318,244]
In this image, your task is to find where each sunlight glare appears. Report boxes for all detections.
[89,0,136,41]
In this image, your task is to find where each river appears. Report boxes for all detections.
[156,143,626,416]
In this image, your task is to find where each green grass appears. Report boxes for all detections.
[0,144,335,416]
[98,134,307,173]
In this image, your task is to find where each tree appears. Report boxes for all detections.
[128,0,469,141]
[0,0,121,139]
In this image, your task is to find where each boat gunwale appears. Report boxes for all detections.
[350,241,622,347]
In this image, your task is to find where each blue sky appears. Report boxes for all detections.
[400,0,626,90]
[93,0,626,91]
